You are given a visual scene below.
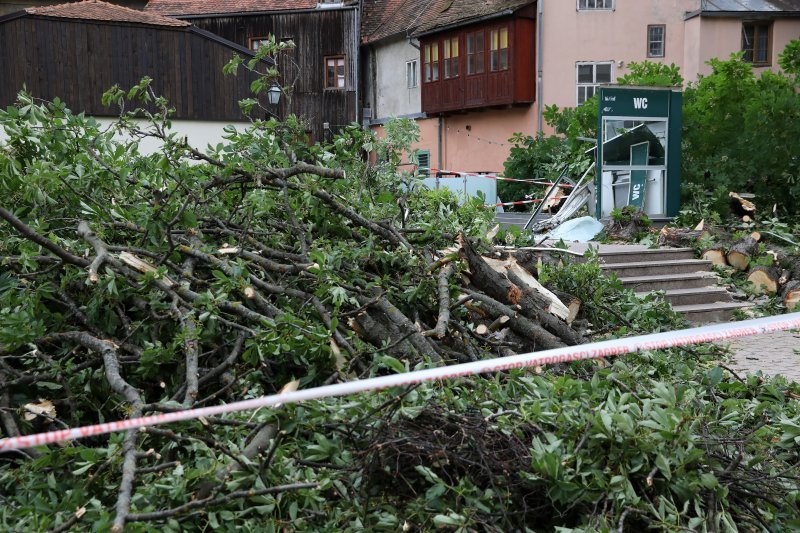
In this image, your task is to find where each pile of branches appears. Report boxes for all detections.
[0,92,584,529]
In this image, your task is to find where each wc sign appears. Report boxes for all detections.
[633,97,648,110]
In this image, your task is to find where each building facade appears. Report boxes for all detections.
[361,0,800,175]
[145,0,361,143]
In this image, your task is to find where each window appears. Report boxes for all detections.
[406,59,418,88]
[742,22,771,65]
[249,36,294,54]
[466,31,484,75]
[576,62,612,104]
[415,150,430,177]
[578,0,613,9]
[325,56,346,89]
[490,27,509,71]
[444,37,459,78]
[424,43,439,82]
[647,25,665,58]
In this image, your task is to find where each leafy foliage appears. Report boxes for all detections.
[682,47,800,220]
[2,59,800,532]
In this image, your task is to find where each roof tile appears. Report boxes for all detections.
[144,0,323,16]
[26,0,190,26]
[412,0,533,36]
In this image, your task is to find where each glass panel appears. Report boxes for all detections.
[490,50,498,71]
[756,27,769,63]
[444,40,451,59]
[431,45,438,61]
[452,39,459,58]
[337,63,345,87]
[577,64,593,83]
[476,52,484,74]
[500,27,508,49]
[602,119,668,167]
[466,34,474,54]
[432,62,438,81]
[490,30,498,51]
[596,63,612,82]
[499,49,509,70]
[578,86,586,104]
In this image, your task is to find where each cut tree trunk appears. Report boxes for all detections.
[548,289,581,324]
[726,236,759,271]
[701,246,727,266]
[658,227,707,248]
[781,280,800,311]
[729,192,756,219]
[747,266,780,295]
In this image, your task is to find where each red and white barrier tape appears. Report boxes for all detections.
[486,197,568,208]
[428,169,574,187]
[2,313,799,452]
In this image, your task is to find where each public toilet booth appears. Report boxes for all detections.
[596,86,682,220]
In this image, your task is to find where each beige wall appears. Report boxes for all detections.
[541,0,697,114]
[688,17,800,79]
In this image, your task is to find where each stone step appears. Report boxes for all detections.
[635,286,734,307]
[620,272,718,292]
[603,259,712,278]
[673,302,753,324]
[596,247,696,264]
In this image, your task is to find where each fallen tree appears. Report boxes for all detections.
[2,79,800,531]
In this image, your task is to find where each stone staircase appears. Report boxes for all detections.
[575,245,751,323]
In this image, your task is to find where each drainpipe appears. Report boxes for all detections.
[437,115,443,190]
[537,0,544,134]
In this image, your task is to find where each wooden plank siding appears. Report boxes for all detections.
[419,13,535,116]
[0,16,269,122]
[185,7,359,142]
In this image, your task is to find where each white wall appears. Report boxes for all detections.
[1,117,250,156]
[371,36,422,119]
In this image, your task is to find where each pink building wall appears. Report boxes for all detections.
[373,1,800,178]
[541,0,696,114]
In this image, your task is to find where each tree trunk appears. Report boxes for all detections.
[747,266,780,295]
[658,227,707,248]
[701,246,727,266]
[729,192,756,219]
[726,236,759,271]
[548,289,581,324]
[781,280,800,311]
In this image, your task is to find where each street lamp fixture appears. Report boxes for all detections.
[267,84,282,106]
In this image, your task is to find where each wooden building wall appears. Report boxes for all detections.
[0,16,268,122]
[187,7,359,142]
[420,13,535,116]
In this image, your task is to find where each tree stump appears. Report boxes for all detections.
[726,236,759,271]
[701,246,727,266]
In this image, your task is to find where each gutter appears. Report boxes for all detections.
[537,0,543,134]
[684,9,800,20]
[189,27,275,66]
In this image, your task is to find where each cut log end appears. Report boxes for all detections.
[701,248,727,266]
[726,236,759,272]
[746,266,779,295]
[782,280,800,311]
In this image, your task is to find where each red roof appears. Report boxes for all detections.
[361,0,440,44]
[413,0,533,36]
[144,0,321,16]
[26,0,190,27]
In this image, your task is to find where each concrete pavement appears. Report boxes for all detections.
[724,329,800,382]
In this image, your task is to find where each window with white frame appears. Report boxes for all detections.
[406,59,418,88]
[578,0,613,9]
[647,25,665,58]
[576,62,612,104]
